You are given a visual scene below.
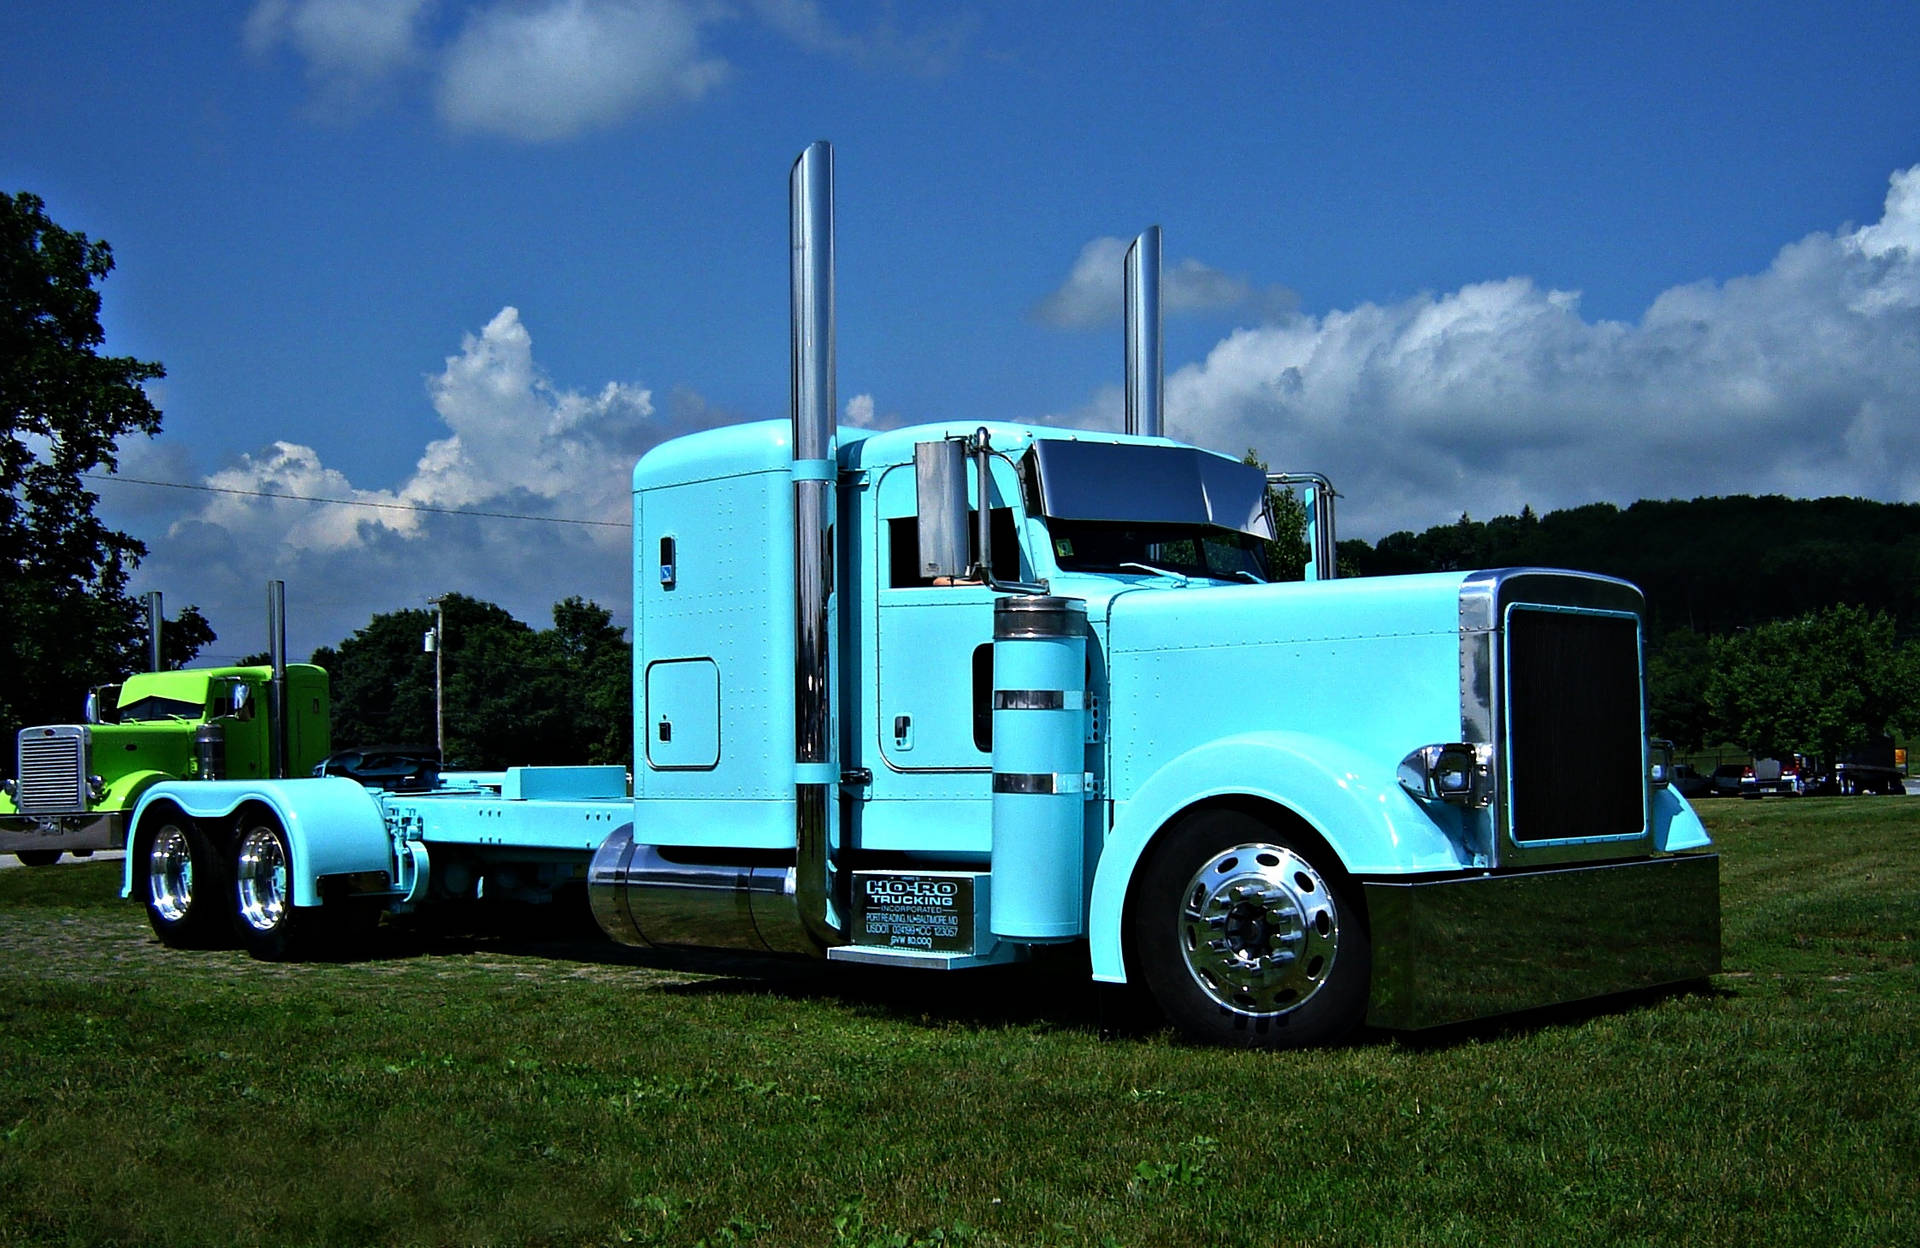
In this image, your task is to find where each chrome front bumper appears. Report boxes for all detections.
[0,812,125,854]
[1363,853,1721,1030]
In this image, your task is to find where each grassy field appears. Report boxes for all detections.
[2,798,1915,1247]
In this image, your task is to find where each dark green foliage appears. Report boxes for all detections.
[1342,494,1920,751]
[1345,494,1920,640]
[312,593,631,768]
[1707,605,1920,759]
[0,191,209,749]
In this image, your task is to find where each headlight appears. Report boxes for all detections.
[1648,739,1674,789]
[1398,743,1495,809]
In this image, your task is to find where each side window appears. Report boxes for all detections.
[887,509,1023,588]
[971,644,993,752]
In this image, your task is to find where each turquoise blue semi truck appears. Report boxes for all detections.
[121,144,1718,1046]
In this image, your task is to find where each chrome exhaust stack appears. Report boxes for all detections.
[789,140,845,951]
[145,591,164,672]
[588,142,846,958]
[1124,226,1164,439]
[266,580,287,778]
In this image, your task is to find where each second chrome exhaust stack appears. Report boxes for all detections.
[789,140,845,951]
[1124,226,1163,439]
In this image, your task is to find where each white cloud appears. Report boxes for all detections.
[751,0,975,76]
[1150,165,1920,538]
[1032,236,1295,329]
[115,308,732,663]
[437,0,728,141]
[245,0,434,108]
[844,392,906,430]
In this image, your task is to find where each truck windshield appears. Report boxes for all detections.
[1048,520,1269,581]
[116,696,204,722]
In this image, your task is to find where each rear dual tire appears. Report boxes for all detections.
[138,814,354,959]
[139,818,234,949]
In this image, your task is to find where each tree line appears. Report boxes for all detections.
[1320,497,1920,758]
[310,594,631,769]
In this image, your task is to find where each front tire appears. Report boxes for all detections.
[1128,809,1370,1048]
[138,817,234,948]
[13,849,60,867]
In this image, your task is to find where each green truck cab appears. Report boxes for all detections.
[2,665,329,865]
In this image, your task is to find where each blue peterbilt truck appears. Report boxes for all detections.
[122,144,1718,1047]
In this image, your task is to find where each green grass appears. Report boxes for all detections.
[2,798,1916,1247]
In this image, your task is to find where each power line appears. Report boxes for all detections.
[82,473,631,529]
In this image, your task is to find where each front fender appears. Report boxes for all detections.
[1653,786,1711,852]
[99,769,175,813]
[1087,731,1470,984]
[123,778,391,907]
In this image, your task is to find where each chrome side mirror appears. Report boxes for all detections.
[914,438,970,580]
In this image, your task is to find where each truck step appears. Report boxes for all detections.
[825,943,1026,970]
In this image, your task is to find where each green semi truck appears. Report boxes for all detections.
[2,588,329,865]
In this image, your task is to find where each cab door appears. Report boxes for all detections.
[861,455,1032,854]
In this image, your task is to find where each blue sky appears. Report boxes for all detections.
[4,1,1919,662]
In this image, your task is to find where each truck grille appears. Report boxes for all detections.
[16,728,88,815]
[1505,610,1644,843]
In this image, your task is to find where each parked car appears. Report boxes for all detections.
[1709,764,1747,798]
[313,744,444,791]
[1668,763,1712,800]
[1743,757,1804,798]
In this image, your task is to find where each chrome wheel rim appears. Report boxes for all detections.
[235,827,289,933]
[1179,842,1337,1017]
[148,825,194,923]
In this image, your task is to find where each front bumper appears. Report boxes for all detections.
[1363,853,1720,1030]
[0,812,125,854]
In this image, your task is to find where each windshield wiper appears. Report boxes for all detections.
[1117,562,1190,587]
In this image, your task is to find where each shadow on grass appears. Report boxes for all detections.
[281,889,1735,1048]
[1378,977,1730,1051]
[360,897,1114,1036]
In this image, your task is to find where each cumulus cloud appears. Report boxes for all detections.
[437,0,728,141]
[245,0,434,109]
[114,308,734,662]
[1032,235,1297,329]
[1148,165,1920,538]
[845,392,907,430]
[250,0,974,140]
[248,0,727,139]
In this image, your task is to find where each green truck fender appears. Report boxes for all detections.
[123,778,391,908]
[1085,731,1470,985]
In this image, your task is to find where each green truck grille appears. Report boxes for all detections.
[16,729,88,815]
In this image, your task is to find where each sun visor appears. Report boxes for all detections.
[1023,441,1273,539]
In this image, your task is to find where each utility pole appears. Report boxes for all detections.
[424,597,445,759]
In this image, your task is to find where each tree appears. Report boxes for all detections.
[1243,450,1309,581]
[1706,605,1920,760]
[313,594,632,769]
[2,191,183,742]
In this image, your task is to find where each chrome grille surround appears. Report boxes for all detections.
[16,725,90,816]
[1458,570,1652,869]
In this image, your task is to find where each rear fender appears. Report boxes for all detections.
[124,778,391,906]
[1087,731,1469,984]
